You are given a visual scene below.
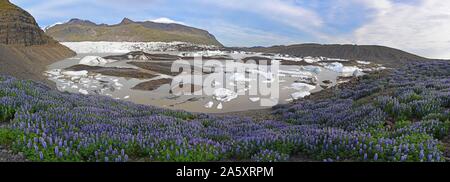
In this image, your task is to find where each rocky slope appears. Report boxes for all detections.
[235,44,429,67]
[45,18,223,46]
[0,0,75,83]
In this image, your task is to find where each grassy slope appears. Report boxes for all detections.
[0,0,16,10]
[0,44,75,84]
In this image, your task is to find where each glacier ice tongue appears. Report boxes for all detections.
[62,41,217,54]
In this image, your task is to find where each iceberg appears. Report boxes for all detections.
[70,76,81,81]
[303,56,322,63]
[79,89,89,95]
[249,97,260,102]
[341,66,361,73]
[353,69,365,77]
[290,83,316,91]
[291,91,311,100]
[326,58,349,62]
[230,73,252,82]
[45,69,62,76]
[80,78,91,84]
[114,82,124,87]
[217,103,223,110]
[324,62,344,72]
[279,70,313,77]
[204,101,214,108]
[324,62,362,75]
[62,70,88,77]
[79,56,113,66]
[182,50,228,57]
[357,61,371,65]
[301,66,322,74]
[295,76,318,85]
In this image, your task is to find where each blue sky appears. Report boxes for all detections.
[11,0,450,59]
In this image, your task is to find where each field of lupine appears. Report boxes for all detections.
[0,60,449,162]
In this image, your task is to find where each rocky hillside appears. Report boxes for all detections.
[45,18,223,46]
[237,44,429,67]
[0,0,53,45]
[0,0,75,83]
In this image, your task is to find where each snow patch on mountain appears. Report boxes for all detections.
[150,17,185,25]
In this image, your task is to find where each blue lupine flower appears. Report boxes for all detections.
[54,147,59,156]
[39,152,44,161]
[1,60,448,163]
[419,150,425,160]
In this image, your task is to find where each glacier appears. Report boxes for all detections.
[62,41,218,54]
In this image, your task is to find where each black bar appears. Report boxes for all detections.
[0,162,448,180]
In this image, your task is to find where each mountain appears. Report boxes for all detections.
[45,17,223,46]
[236,44,429,67]
[0,0,75,82]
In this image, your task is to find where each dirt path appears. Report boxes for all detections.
[0,145,26,162]
[0,121,27,162]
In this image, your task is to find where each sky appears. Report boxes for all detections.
[11,0,450,59]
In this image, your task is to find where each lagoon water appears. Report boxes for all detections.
[45,51,360,113]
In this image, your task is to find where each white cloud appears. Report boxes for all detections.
[11,0,160,21]
[149,17,185,25]
[351,0,450,59]
[11,0,79,19]
[198,0,324,36]
[189,20,300,47]
[12,0,450,58]
[211,22,300,47]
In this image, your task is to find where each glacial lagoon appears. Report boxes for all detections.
[45,44,383,113]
